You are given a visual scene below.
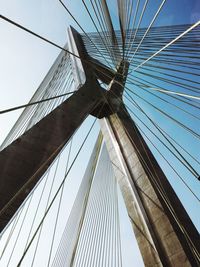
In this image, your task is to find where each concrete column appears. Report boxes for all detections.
[0,82,103,233]
[100,107,200,267]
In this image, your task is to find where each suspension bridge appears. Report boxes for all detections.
[0,1,199,266]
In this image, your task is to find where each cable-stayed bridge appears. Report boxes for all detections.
[0,1,199,266]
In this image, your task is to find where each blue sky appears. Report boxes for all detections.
[0,0,199,266]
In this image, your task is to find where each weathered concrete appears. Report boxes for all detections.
[100,107,200,267]
[0,82,104,232]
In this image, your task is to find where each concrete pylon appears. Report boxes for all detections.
[100,109,200,267]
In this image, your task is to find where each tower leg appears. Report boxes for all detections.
[0,83,103,233]
[100,106,200,267]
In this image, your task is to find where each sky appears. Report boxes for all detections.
[0,1,144,266]
[0,0,199,266]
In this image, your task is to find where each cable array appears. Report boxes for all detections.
[0,0,199,266]
[0,48,75,150]
[51,134,102,267]
[82,22,200,189]
[72,144,122,267]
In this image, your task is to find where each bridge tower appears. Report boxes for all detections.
[0,25,199,267]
